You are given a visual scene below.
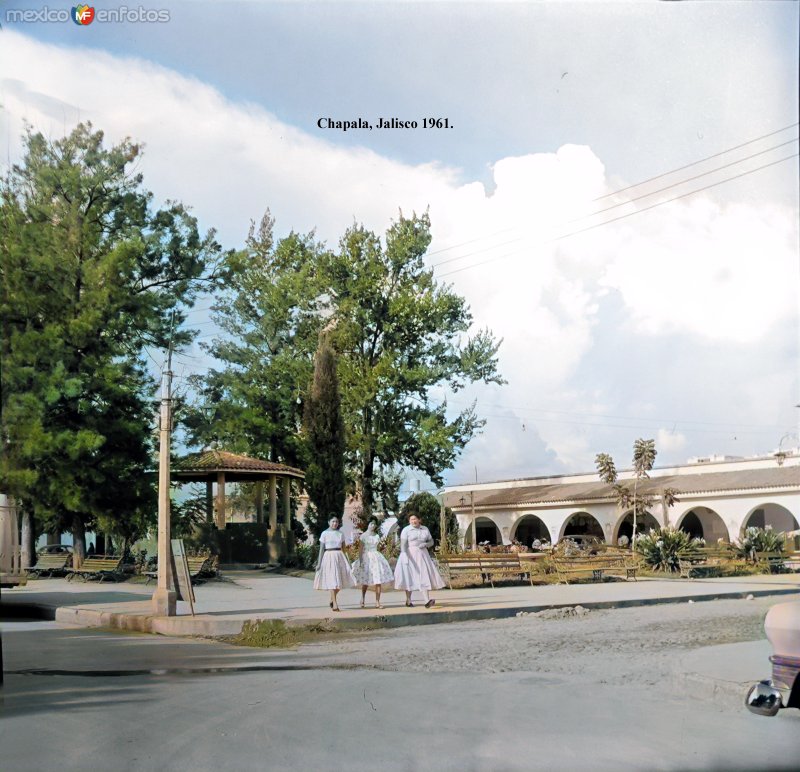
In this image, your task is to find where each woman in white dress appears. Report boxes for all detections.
[350,519,394,609]
[394,514,445,608]
[313,516,354,611]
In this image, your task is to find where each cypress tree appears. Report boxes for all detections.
[303,334,346,538]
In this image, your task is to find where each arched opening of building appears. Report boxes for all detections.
[743,503,799,534]
[615,511,660,543]
[561,512,604,541]
[463,517,502,547]
[677,507,729,542]
[512,515,552,547]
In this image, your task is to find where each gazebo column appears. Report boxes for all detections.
[269,475,278,531]
[268,474,284,562]
[283,477,293,553]
[205,481,214,524]
[215,471,226,529]
[255,482,265,524]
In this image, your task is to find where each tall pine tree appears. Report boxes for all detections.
[0,123,223,559]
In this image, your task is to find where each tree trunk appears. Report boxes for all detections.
[362,448,374,517]
[72,515,86,568]
[20,509,34,569]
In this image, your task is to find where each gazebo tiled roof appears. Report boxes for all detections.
[173,450,304,482]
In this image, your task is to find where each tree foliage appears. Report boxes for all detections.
[397,491,458,546]
[191,210,504,517]
[0,122,222,552]
[595,439,679,545]
[303,334,346,537]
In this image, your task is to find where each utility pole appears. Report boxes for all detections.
[152,341,176,616]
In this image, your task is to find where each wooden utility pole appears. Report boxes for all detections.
[152,343,176,616]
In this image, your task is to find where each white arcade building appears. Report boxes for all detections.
[443,451,800,550]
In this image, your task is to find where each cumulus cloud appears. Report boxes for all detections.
[1,30,796,480]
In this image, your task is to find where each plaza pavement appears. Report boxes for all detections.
[2,568,799,637]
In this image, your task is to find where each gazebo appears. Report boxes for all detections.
[173,450,305,562]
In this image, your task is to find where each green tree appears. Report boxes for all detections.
[396,491,458,547]
[596,440,678,547]
[324,213,504,515]
[0,122,222,560]
[303,333,346,538]
[185,211,324,466]
[196,210,504,520]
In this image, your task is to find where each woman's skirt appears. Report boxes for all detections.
[313,550,355,590]
[351,550,394,586]
[394,546,445,591]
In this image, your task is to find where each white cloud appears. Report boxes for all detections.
[657,429,688,454]
[1,30,796,480]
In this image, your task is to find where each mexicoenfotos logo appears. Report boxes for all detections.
[5,5,171,23]
[71,5,95,25]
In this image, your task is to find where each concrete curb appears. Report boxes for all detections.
[5,584,799,638]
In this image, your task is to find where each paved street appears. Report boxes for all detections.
[2,596,798,771]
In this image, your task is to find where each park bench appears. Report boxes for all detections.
[478,553,533,587]
[144,553,216,585]
[439,553,533,588]
[755,551,785,573]
[25,553,71,578]
[676,544,736,579]
[66,555,125,582]
[439,554,485,589]
[552,554,638,584]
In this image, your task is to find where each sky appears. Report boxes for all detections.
[1,0,798,488]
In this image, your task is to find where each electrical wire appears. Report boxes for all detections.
[425,122,799,260]
[436,152,799,278]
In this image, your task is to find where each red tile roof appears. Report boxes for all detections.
[173,450,304,480]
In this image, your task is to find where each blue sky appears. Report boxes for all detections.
[2,1,798,485]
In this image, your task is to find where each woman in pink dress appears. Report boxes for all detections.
[394,514,445,608]
[313,516,354,611]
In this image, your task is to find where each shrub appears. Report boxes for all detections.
[734,526,785,563]
[281,543,317,570]
[635,526,702,572]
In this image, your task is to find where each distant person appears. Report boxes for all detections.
[350,519,393,609]
[394,514,444,608]
[313,516,354,612]
[87,542,96,556]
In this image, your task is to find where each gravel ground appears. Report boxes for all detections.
[280,595,774,689]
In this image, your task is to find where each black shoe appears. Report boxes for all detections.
[425,599,435,609]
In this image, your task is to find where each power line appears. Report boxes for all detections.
[594,122,799,200]
[424,122,799,260]
[436,152,798,278]
[571,137,798,223]
[430,138,797,271]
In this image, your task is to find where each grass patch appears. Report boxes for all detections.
[224,618,381,649]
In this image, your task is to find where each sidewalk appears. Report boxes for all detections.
[2,570,799,637]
